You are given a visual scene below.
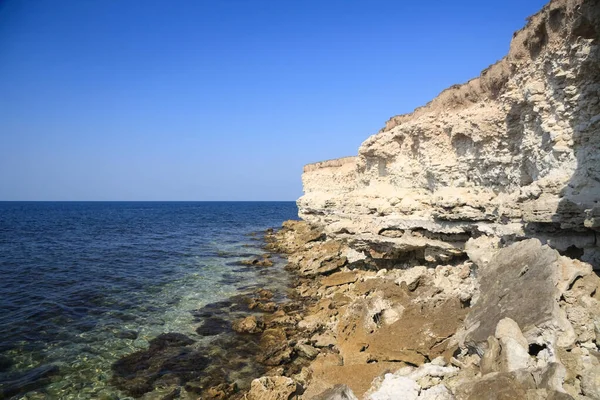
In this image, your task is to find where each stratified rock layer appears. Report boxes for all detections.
[298,0,600,268]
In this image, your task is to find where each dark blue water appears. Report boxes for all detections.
[0,201,297,399]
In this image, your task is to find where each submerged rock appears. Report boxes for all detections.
[0,364,60,399]
[111,333,209,397]
[232,315,264,334]
[196,317,230,336]
[0,355,13,373]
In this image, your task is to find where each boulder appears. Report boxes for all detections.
[464,239,585,348]
[296,343,320,359]
[495,318,530,372]
[581,365,600,400]
[495,318,528,350]
[232,316,264,334]
[258,328,292,366]
[247,376,297,400]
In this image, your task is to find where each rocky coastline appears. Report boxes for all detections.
[236,217,600,399]
[109,0,600,398]
[110,217,597,399]
[237,0,600,398]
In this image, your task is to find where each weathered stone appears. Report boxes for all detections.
[581,365,600,400]
[395,266,428,291]
[232,315,264,334]
[497,337,530,373]
[296,343,319,359]
[298,314,326,333]
[257,301,278,313]
[526,389,574,400]
[495,318,529,350]
[456,371,536,400]
[538,363,567,393]
[312,384,359,400]
[493,318,531,373]
[419,384,455,400]
[366,375,419,400]
[480,336,500,375]
[464,239,575,348]
[258,328,292,366]
[274,220,324,254]
[247,376,297,400]
[312,332,337,348]
[321,271,358,287]
[303,362,397,399]
[465,236,501,269]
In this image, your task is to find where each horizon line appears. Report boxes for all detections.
[0,200,299,202]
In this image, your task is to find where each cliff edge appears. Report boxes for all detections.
[298,0,600,269]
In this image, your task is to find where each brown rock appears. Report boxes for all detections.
[321,271,358,288]
[204,383,237,399]
[312,332,337,348]
[247,376,297,400]
[258,302,278,313]
[336,296,466,366]
[260,328,287,348]
[232,316,264,334]
[256,289,274,300]
[273,220,324,254]
[258,328,292,366]
[456,370,536,400]
[241,256,273,267]
[296,343,319,359]
[480,336,500,375]
[302,362,398,399]
[289,240,348,277]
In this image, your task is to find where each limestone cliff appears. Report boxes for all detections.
[298,0,600,268]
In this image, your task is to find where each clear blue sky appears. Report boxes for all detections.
[0,0,547,201]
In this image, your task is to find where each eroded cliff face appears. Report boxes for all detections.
[298,0,600,268]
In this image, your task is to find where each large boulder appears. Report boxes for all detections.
[463,239,589,349]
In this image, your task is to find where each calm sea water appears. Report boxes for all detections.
[0,201,298,399]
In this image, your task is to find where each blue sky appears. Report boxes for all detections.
[0,0,547,201]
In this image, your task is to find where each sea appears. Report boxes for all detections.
[0,201,298,399]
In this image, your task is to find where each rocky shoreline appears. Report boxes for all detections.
[110,0,600,397]
[236,220,600,400]
[246,0,600,397]
[106,229,319,400]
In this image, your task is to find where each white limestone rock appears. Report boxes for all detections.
[297,0,600,269]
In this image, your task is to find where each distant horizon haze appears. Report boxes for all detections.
[0,0,548,201]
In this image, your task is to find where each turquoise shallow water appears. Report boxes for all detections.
[0,201,298,399]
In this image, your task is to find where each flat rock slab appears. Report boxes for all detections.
[464,239,559,346]
[302,362,400,399]
[321,271,358,287]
